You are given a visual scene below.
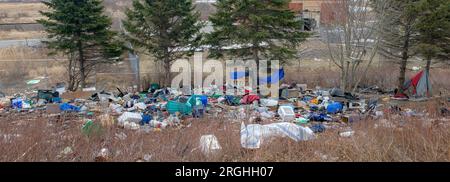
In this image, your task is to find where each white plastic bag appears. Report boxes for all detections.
[240,122,314,149]
[200,135,222,155]
[118,112,142,124]
[260,99,278,107]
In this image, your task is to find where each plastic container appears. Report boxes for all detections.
[118,112,142,124]
[11,98,23,109]
[278,106,296,122]
[166,100,192,115]
[295,117,309,124]
[188,95,208,107]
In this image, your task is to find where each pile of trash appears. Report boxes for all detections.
[0,82,437,150]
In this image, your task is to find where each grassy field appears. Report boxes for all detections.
[0,99,448,162]
[0,3,46,39]
[0,3,46,24]
[0,30,45,40]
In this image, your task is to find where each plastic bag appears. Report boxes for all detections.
[240,122,314,149]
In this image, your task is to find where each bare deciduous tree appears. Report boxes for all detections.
[322,0,388,92]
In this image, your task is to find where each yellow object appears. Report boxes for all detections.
[310,98,319,105]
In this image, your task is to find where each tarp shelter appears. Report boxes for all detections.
[230,71,250,80]
[259,68,285,85]
[230,68,285,85]
[403,70,432,98]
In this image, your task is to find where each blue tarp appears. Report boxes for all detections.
[230,71,250,80]
[141,114,152,125]
[308,113,331,122]
[327,102,343,114]
[230,68,285,85]
[311,124,326,133]
[259,68,285,85]
[60,103,80,112]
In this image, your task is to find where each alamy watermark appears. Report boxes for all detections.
[170,52,281,98]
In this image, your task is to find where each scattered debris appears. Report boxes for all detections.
[200,135,222,155]
[143,154,152,162]
[311,124,326,133]
[95,148,110,162]
[339,131,355,138]
[115,132,127,140]
[1,80,441,154]
[61,147,73,155]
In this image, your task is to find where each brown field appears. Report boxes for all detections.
[0,99,448,162]
[0,30,45,40]
[0,3,46,24]
[1,45,450,95]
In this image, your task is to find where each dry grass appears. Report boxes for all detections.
[284,61,450,95]
[0,3,46,24]
[0,46,53,60]
[0,30,46,40]
[0,46,67,94]
[0,99,448,162]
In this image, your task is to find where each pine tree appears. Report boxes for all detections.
[207,0,309,61]
[38,0,123,91]
[376,0,421,91]
[123,0,203,86]
[205,0,309,93]
[415,0,450,73]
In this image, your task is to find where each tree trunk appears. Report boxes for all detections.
[79,54,85,89]
[77,31,85,90]
[398,30,410,92]
[340,68,346,91]
[398,59,407,92]
[253,47,260,96]
[425,58,432,97]
[342,61,350,91]
[164,59,171,87]
[67,56,75,91]
[425,58,431,74]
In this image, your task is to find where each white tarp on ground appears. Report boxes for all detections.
[240,122,315,149]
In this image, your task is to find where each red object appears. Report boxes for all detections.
[410,70,424,95]
[240,95,260,104]
[393,93,409,99]
[295,114,302,118]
